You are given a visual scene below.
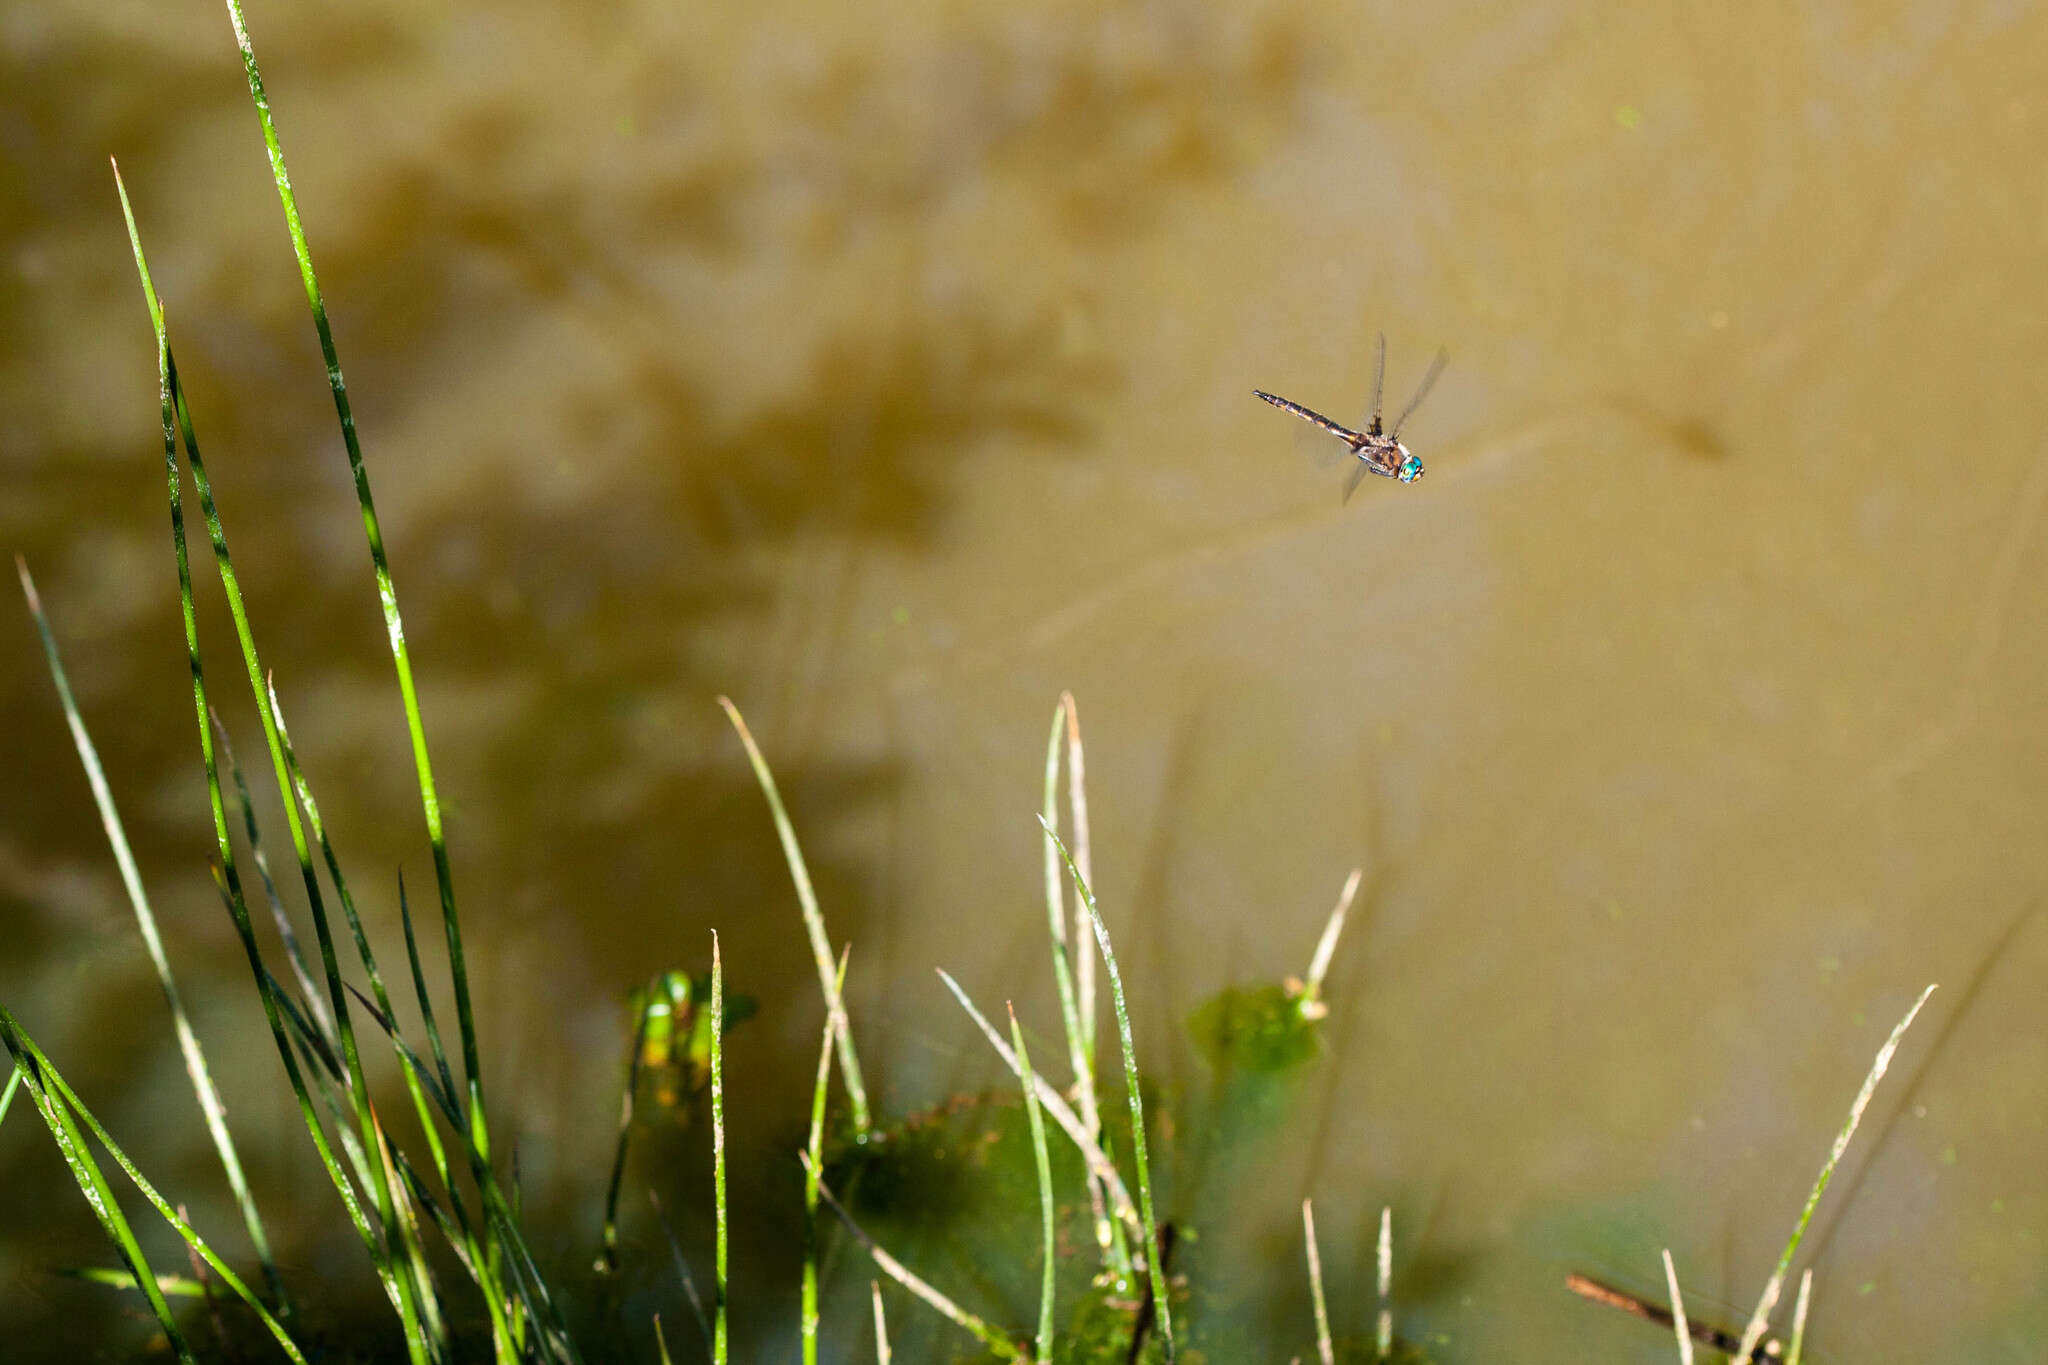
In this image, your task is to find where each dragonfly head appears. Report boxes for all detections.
[1394,448,1425,484]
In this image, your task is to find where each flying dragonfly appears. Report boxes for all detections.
[1255,335,1449,502]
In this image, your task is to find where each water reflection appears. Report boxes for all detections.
[5,0,2048,1360]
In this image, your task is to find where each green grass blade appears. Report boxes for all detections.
[396,874,462,1112]
[803,1153,1021,1360]
[114,165,428,1359]
[0,1011,195,1362]
[1009,1005,1058,1360]
[1733,984,1937,1363]
[15,558,289,1317]
[803,947,850,1365]
[1302,1200,1333,1365]
[711,933,729,1365]
[217,0,485,1160]
[212,708,334,1049]
[0,1064,21,1126]
[654,1316,674,1365]
[718,698,869,1132]
[933,969,1142,1246]
[1041,816,1172,1360]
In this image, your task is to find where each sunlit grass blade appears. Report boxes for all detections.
[712,932,729,1365]
[934,969,1142,1243]
[1376,1205,1392,1360]
[1,1006,312,1363]
[1060,692,1096,1060]
[802,1153,1022,1359]
[718,697,869,1133]
[1297,868,1362,1020]
[1040,816,1172,1360]
[114,162,423,1352]
[216,0,485,1167]
[0,1009,194,1362]
[1009,1004,1058,1359]
[1038,701,1093,1106]
[1785,1269,1813,1365]
[1731,984,1936,1363]
[804,947,850,1365]
[0,1065,22,1126]
[1040,699,1108,1272]
[1661,1249,1693,1365]
[654,1315,674,1365]
[1302,1200,1333,1365]
[872,1281,892,1365]
[15,558,289,1316]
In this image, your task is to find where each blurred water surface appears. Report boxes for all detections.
[5,0,2048,1359]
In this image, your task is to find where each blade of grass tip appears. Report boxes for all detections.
[1376,1205,1392,1360]
[0,1010,195,1363]
[1041,817,1173,1360]
[114,164,426,1351]
[1732,984,1936,1364]
[802,1152,1022,1359]
[872,1281,892,1365]
[712,933,728,1365]
[804,947,850,1365]
[653,1315,674,1365]
[1061,691,1096,1063]
[213,707,333,1049]
[1299,868,1362,1020]
[648,1190,714,1353]
[218,0,485,1164]
[1043,698,1111,1273]
[1302,1200,1333,1365]
[1785,1269,1813,1365]
[1009,1005,1058,1359]
[597,996,658,1276]
[11,1008,325,1363]
[16,558,290,1315]
[934,969,1142,1248]
[718,698,869,1132]
[1661,1250,1693,1365]
[1038,702,1092,1112]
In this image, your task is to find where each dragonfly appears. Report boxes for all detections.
[1255,335,1449,502]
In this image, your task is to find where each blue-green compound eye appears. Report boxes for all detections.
[1396,454,1425,483]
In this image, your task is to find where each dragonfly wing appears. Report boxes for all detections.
[1388,347,1450,441]
[1340,456,1374,504]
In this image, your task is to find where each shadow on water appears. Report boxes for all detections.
[0,3,1327,1357]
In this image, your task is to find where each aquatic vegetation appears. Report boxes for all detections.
[0,3,1945,1362]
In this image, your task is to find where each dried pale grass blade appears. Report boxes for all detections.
[1661,1249,1693,1365]
[1732,984,1936,1363]
[1302,1200,1334,1365]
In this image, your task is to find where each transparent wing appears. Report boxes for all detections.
[1388,347,1449,441]
[1341,456,1375,504]
[1360,332,1387,434]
